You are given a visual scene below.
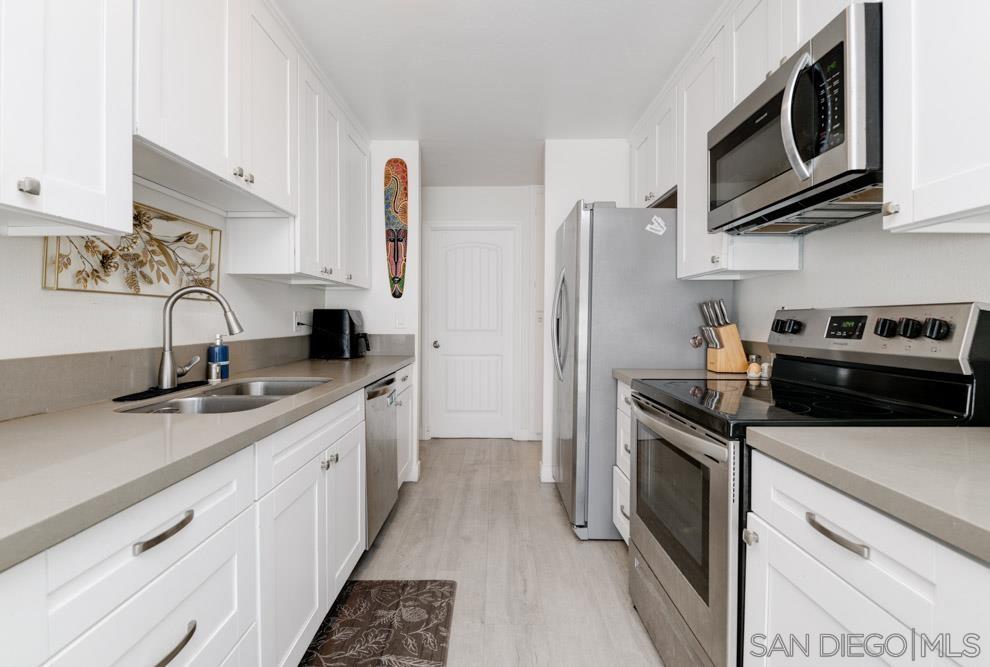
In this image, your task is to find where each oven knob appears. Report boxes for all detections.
[782,319,803,334]
[897,317,923,339]
[873,317,898,338]
[771,318,787,334]
[923,317,951,341]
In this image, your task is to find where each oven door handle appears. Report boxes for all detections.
[781,51,814,182]
[631,396,728,464]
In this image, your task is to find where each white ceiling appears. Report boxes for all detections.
[276,0,721,186]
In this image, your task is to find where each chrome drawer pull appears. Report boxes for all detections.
[401,375,409,382]
[154,620,197,667]
[619,504,630,521]
[133,509,194,556]
[623,442,631,454]
[805,512,870,559]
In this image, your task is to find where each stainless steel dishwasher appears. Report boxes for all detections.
[365,374,398,547]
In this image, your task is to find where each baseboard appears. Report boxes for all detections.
[540,461,554,483]
[513,429,539,442]
[406,459,421,482]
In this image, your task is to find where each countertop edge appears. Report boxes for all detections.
[747,429,990,565]
[0,356,414,573]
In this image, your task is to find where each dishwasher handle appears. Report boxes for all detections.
[366,376,396,399]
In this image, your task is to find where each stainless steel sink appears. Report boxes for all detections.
[201,379,330,397]
[123,395,281,414]
[122,378,332,414]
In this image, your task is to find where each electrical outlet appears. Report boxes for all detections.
[395,314,405,329]
[292,310,311,333]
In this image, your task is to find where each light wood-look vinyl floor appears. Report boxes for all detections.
[352,439,664,666]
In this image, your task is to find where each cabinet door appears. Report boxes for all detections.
[654,90,678,201]
[258,456,327,667]
[134,0,240,184]
[340,122,370,286]
[396,386,413,485]
[325,423,366,600]
[677,26,730,279]
[241,0,297,214]
[630,123,657,207]
[320,95,343,278]
[884,0,990,233]
[796,0,852,45]
[732,0,777,104]
[743,513,915,666]
[296,59,326,278]
[0,0,132,234]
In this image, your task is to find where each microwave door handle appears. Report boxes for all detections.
[781,51,814,182]
[631,396,728,464]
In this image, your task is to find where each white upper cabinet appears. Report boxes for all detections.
[340,122,371,287]
[134,0,239,185]
[795,0,853,45]
[732,0,791,104]
[883,0,990,233]
[0,0,132,235]
[241,0,297,215]
[297,59,330,279]
[630,88,677,207]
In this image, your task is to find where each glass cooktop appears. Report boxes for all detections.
[631,377,963,438]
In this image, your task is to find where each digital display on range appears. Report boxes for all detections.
[826,315,868,340]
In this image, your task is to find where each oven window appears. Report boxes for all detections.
[636,421,710,603]
[709,91,793,210]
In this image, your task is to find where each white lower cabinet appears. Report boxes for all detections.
[396,383,415,485]
[613,381,632,544]
[612,466,631,545]
[258,454,328,667]
[46,508,256,666]
[327,423,367,599]
[744,452,990,665]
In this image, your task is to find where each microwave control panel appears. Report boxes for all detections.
[813,43,845,155]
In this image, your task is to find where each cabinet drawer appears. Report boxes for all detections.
[45,447,253,653]
[615,409,631,478]
[752,451,966,631]
[46,508,256,666]
[255,390,363,497]
[617,381,633,417]
[612,466,630,544]
[395,365,413,394]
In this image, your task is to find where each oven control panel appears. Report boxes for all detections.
[767,303,988,375]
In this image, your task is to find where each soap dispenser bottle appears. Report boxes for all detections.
[208,334,230,380]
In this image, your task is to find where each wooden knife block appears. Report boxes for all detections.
[706,324,749,373]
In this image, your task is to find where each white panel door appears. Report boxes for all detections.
[325,423,366,601]
[134,0,239,183]
[241,0,296,214]
[257,456,327,667]
[0,0,132,234]
[428,228,515,437]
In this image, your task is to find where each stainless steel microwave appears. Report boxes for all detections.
[707,5,882,235]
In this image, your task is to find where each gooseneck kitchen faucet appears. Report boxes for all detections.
[157,286,244,389]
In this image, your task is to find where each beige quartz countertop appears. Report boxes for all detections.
[0,355,413,573]
[612,368,749,384]
[748,427,990,564]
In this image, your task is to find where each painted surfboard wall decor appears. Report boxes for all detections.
[384,158,409,298]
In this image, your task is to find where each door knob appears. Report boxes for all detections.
[433,340,440,349]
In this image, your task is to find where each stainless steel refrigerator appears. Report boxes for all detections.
[550,201,732,539]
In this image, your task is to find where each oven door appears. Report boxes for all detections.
[630,395,738,667]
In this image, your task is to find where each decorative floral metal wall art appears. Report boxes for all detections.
[43,202,221,297]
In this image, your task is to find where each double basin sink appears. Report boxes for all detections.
[123,379,331,414]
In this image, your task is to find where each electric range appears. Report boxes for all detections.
[626,303,990,667]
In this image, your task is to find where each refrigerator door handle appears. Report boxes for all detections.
[551,268,565,380]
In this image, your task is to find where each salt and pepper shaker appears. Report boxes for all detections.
[746,353,762,379]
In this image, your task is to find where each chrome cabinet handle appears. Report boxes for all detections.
[742,528,760,546]
[882,202,900,216]
[781,51,814,181]
[327,267,333,275]
[346,273,353,280]
[805,512,870,559]
[433,340,440,349]
[232,166,244,178]
[244,173,255,184]
[133,509,195,556]
[619,504,630,520]
[623,395,631,406]
[401,375,409,382]
[710,255,721,265]
[321,453,339,470]
[154,620,197,667]
[17,177,41,196]
[623,442,631,454]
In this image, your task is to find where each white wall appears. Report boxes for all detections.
[0,182,324,360]
[421,185,545,441]
[735,216,990,341]
[326,141,421,335]
[541,139,630,481]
